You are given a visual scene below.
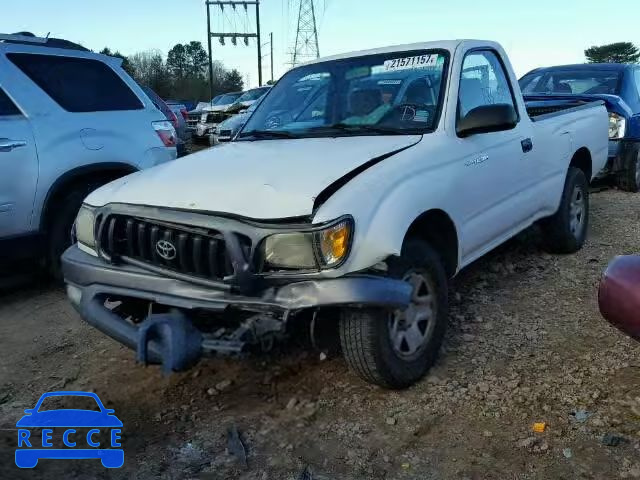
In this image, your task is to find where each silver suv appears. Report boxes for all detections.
[0,33,177,278]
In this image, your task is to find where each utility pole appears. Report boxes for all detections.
[205,0,262,95]
[270,32,274,83]
[206,4,214,100]
[292,0,320,66]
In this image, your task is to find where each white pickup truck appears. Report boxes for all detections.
[62,40,608,389]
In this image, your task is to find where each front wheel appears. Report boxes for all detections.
[339,240,448,389]
[540,167,589,254]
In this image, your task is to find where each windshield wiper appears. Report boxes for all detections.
[238,130,299,140]
[312,123,408,135]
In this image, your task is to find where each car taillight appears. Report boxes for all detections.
[180,108,188,121]
[152,120,177,148]
[169,110,179,129]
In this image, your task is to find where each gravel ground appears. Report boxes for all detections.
[1,189,639,479]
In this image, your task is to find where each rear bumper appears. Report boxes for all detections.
[605,139,639,174]
[62,246,411,366]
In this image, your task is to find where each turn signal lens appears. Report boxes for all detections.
[318,220,352,267]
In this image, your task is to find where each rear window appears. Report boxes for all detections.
[0,89,21,116]
[520,69,622,95]
[8,53,143,112]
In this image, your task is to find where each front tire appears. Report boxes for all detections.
[339,240,448,389]
[540,167,589,254]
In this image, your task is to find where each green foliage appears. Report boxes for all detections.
[585,42,640,64]
[99,47,136,77]
[101,41,245,102]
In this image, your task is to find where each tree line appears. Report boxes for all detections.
[100,41,244,101]
[585,42,640,63]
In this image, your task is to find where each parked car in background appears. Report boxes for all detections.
[520,63,640,191]
[187,92,243,134]
[140,87,190,157]
[224,86,271,115]
[213,98,263,144]
[166,101,192,156]
[599,255,640,341]
[63,40,608,389]
[0,32,176,278]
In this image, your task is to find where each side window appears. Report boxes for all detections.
[634,69,640,99]
[458,50,517,119]
[0,88,21,116]
[7,53,143,112]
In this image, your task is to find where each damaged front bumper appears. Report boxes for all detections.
[62,246,411,371]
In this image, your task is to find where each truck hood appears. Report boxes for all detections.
[86,136,421,219]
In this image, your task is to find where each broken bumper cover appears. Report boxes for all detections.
[62,246,411,369]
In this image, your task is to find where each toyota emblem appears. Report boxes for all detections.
[156,240,177,260]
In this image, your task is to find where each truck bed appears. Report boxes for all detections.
[524,96,605,121]
[524,96,604,122]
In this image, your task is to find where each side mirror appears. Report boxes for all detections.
[457,104,518,137]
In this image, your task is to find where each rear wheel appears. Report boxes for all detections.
[47,187,96,281]
[339,240,448,389]
[617,148,640,193]
[541,167,589,254]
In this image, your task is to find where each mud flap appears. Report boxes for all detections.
[136,312,202,373]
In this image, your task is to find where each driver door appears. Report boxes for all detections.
[453,50,536,264]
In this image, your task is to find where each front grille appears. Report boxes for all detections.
[99,215,249,282]
[187,112,201,128]
[205,112,226,124]
[219,129,232,139]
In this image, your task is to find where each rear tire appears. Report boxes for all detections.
[616,148,640,193]
[47,187,96,281]
[339,240,448,389]
[540,167,589,254]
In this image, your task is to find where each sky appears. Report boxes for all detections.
[2,0,640,88]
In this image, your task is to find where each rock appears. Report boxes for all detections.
[602,433,625,446]
[385,417,397,426]
[462,333,476,342]
[206,387,218,396]
[319,352,327,361]
[517,437,538,449]
[286,397,298,410]
[562,448,572,458]
[478,382,490,393]
[483,430,493,438]
[216,379,232,392]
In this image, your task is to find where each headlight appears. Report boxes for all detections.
[74,205,96,248]
[609,113,626,140]
[263,217,353,270]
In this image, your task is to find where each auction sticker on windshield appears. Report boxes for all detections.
[384,54,438,71]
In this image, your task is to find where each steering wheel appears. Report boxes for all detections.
[265,111,293,130]
[379,103,435,126]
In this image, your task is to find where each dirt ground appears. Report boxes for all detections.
[1,189,640,480]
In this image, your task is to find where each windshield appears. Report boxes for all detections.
[239,50,448,140]
[236,87,270,103]
[520,69,622,95]
[214,93,242,105]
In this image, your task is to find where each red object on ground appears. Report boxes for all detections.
[599,255,640,341]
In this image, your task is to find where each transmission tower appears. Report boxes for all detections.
[292,0,319,66]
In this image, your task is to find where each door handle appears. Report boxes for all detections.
[521,138,533,153]
[0,139,27,152]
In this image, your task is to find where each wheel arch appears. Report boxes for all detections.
[569,147,593,184]
[403,208,459,278]
[40,162,138,231]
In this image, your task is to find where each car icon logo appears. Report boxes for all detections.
[156,240,177,260]
[15,391,124,469]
